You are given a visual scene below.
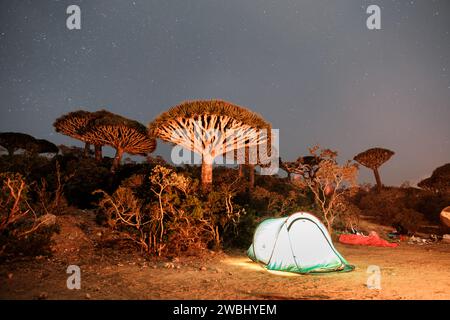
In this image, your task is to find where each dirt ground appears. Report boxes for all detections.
[1,212,450,300]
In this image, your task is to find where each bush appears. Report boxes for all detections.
[96,166,216,256]
[292,146,359,234]
[222,206,256,249]
[166,207,216,254]
[0,154,54,182]
[0,172,59,257]
[332,197,361,232]
[63,158,112,208]
[357,188,427,234]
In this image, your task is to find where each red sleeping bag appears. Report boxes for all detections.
[339,231,398,248]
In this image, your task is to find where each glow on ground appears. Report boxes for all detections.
[222,256,301,277]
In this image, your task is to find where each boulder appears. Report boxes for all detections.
[440,207,450,228]
[442,234,450,243]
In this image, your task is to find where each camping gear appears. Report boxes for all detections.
[387,232,408,241]
[247,212,354,274]
[407,235,431,245]
[339,231,398,248]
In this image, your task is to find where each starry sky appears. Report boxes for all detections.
[0,0,449,186]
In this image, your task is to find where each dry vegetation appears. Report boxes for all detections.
[1,101,449,300]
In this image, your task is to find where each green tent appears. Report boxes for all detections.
[248,212,354,273]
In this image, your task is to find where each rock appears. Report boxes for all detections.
[7,273,13,280]
[199,266,207,271]
[442,234,450,243]
[440,207,450,228]
[38,292,48,300]
[215,268,223,273]
[85,293,91,299]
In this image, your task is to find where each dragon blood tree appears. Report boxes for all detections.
[53,110,103,160]
[79,110,157,172]
[353,147,394,192]
[418,163,450,195]
[31,139,59,155]
[0,133,59,157]
[0,132,38,156]
[237,143,277,191]
[149,100,272,190]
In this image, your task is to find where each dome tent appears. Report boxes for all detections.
[247,212,354,273]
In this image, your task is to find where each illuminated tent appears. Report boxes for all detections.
[247,212,354,273]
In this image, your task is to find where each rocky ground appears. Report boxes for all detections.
[1,211,450,300]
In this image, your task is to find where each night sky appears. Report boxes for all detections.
[0,0,449,185]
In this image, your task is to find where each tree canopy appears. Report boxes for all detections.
[149,99,271,189]
[80,110,157,172]
[0,132,37,156]
[53,110,93,142]
[354,147,394,192]
[418,163,450,194]
[53,110,100,158]
[354,148,394,169]
[0,132,58,156]
[31,139,59,154]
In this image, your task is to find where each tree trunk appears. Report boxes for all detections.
[201,156,213,191]
[214,225,221,250]
[7,148,14,157]
[83,142,91,158]
[248,164,255,191]
[111,148,123,173]
[238,164,244,178]
[326,220,333,236]
[373,167,382,192]
[94,145,102,162]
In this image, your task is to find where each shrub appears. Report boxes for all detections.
[95,164,254,256]
[292,146,359,234]
[0,154,54,182]
[64,157,112,208]
[95,166,217,256]
[222,206,256,249]
[357,188,427,234]
[165,205,216,254]
[0,172,59,257]
[251,185,309,217]
[332,196,362,232]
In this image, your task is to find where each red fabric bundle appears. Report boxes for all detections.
[339,231,398,248]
